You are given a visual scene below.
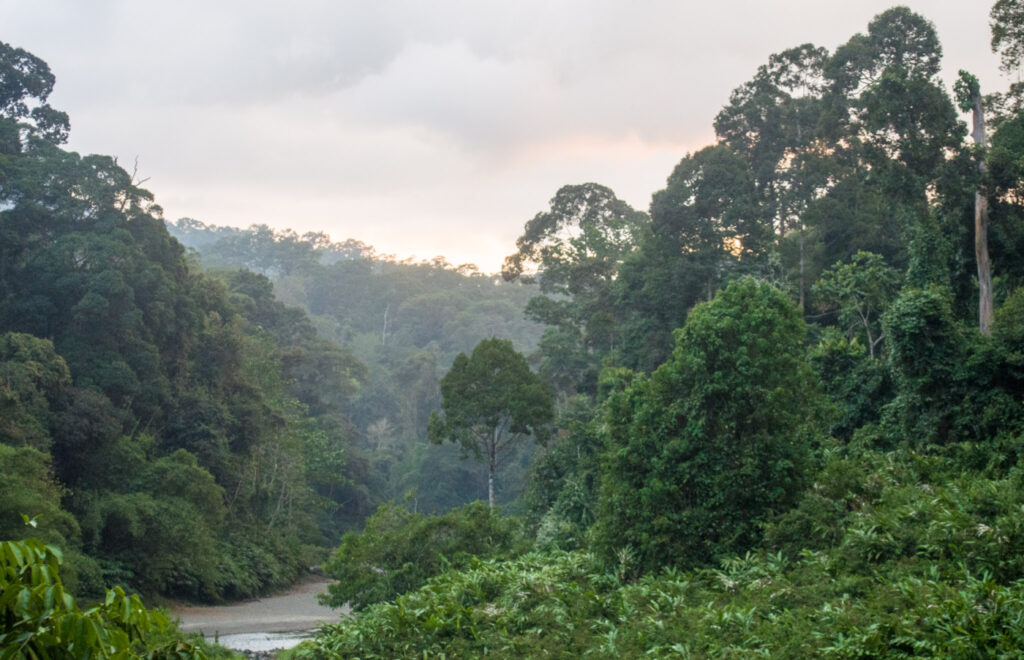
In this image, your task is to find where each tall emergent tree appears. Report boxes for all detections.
[0,40,69,145]
[502,183,648,395]
[429,338,553,508]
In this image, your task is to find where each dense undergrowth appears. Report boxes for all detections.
[295,444,1024,658]
[0,535,235,659]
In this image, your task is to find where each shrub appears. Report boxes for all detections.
[321,500,527,611]
[0,535,207,658]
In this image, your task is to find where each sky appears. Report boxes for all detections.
[0,1,1008,272]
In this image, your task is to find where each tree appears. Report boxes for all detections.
[0,40,70,147]
[0,445,79,548]
[812,251,900,359]
[0,332,71,450]
[320,501,524,611]
[502,183,648,394]
[991,0,1024,74]
[715,44,831,308]
[428,338,553,508]
[648,145,768,300]
[612,145,768,371]
[594,278,818,572]
[955,70,993,333]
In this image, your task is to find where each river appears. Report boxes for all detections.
[171,576,348,652]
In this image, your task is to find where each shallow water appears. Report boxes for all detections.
[210,631,313,652]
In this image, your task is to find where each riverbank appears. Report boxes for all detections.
[172,575,347,640]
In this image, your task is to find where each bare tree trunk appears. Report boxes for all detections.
[798,222,806,313]
[971,92,993,334]
[488,428,497,509]
[977,191,993,334]
[861,312,876,360]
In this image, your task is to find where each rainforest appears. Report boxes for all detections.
[4,2,1024,658]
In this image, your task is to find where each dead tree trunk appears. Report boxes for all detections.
[972,92,993,334]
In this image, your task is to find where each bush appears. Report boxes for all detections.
[321,500,527,611]
[0,535,207,658]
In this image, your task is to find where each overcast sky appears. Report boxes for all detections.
[1,1,1007,271]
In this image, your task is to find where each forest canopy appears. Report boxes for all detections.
[6,2,1024,657]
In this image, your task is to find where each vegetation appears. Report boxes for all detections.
[320,501,527,612]
[594,278,819,572]
[292,2,1024,657]
[8,1,1024,657]
[428,339,553,508]
[167,220,545,517]
[0,39,360,603]
[0,534,208,658]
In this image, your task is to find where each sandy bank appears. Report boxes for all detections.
[172,576,348,636]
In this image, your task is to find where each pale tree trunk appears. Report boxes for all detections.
[860,311,877,360]
[798,222,806,313]
[971,91,993,334]
[977,190,992,333]
[488,427,497,509]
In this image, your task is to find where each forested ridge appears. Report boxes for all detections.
[5,2,1024,658]
[166,218,546,519]
[0,38,397,611]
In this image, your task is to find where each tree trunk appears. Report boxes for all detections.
[488,434,496,509]
[971,91,993,334]
[798,222,806,313]
[977,191,993,334]
[861,312,875,360]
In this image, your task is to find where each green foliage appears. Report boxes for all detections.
[0,40,69,145]
[812,251,900,359]
[809,330,892,442]
[321,501,527,612]
[0,445,78,549]
[954,70,982,114]
[429,338,553,506]
[0,536,206,659]
[74,450,228,600]
[595,278,819,572]
[985,110,1024,295]
[302,444,1024,659]
[614,145,769,371]
[883,286,969,447]
[173,219,545,520]
[992,0,1024,73]
[0,39,368,602]
[502,183,648,395]
[297,551,616,659]
[10,8,1024,658]
[0,333,71,451]
[522,395,605,550]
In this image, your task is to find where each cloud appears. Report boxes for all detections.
[0,0,1006,271]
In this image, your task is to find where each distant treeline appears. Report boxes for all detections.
[167,218,546,521]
